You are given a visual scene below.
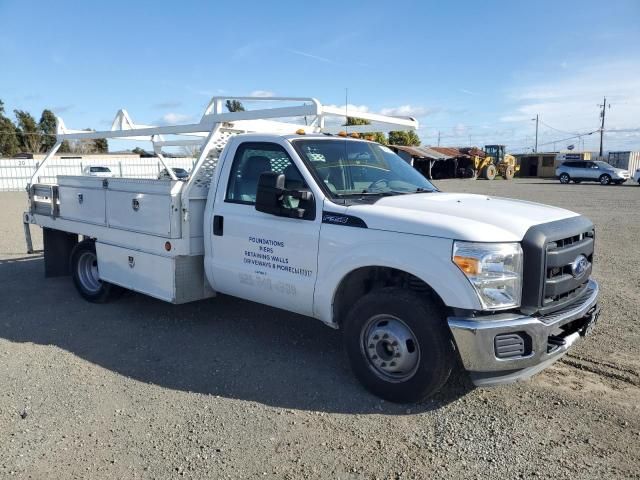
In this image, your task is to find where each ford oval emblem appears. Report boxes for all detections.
[570,255,589,278]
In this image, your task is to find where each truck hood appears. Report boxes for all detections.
[342,192,579,242]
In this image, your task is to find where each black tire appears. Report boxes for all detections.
[482,164,497,180]
[464,167,477,179]
[503,165,515,180]
[559,173,570,184]
[343,287,455,403]
[70,239,122,303]
[599,174,611,185]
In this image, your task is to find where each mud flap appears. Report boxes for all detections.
[43,228,78,277]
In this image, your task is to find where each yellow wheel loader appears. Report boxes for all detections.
[460,145,519,180]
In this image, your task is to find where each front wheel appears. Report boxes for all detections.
[482,164,497,180]
[599,174,612,185]
[503,165,515,180]
[343,288,455,403]
[70,239,123,303]
[559,173,570,184]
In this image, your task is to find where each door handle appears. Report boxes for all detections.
[213,215,224,236]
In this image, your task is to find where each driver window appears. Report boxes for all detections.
[226,142,307,204]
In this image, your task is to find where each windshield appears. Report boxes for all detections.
[292,139,437,197]
[594,161,613,169]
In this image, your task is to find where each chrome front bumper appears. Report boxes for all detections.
[448,279,599,387]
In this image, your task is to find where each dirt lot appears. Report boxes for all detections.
[1,179,639,479]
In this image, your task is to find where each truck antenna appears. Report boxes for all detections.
[345,87,349,133]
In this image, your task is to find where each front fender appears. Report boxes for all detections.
[313,225,482,325]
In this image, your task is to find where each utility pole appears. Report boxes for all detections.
[437,131,441,146]
[531,114,539,152]
[598,97,608,157]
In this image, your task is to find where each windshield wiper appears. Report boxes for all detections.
[415,187,436,193]
[338,190,406,197]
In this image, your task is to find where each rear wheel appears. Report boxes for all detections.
[70,239,122,303]
[343,287,455,403]
[482,164,497,180]
[559,173,570,184]
[464,167,477,179]
[599,174,611,185]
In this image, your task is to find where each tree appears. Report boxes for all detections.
[58,140,72,153]
[225,100,245,112]
[346,117,387,144]
[93,137,108,153]
[0,100,19,157]
[14,110,41,153]
[388,130,420,146]
[365,132,388,144]
[39,109,58,152]
[346,116,370,126]
[131,147,146,155]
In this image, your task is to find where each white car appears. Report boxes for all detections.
[634,168,640,185]
[83,166,113,178]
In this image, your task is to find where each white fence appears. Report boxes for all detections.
[0,157,197,191]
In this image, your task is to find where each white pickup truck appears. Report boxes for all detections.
[24,97,600,402]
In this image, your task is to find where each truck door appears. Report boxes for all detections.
[209,141,321,317]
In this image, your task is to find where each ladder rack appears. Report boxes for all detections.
[29,96,419,194]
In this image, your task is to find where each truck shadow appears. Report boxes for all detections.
[0,255,473,414]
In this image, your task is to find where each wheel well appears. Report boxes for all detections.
[332,266,445,327]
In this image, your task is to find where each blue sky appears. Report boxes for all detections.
[1,0,639,153]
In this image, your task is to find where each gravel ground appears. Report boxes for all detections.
[0,178,639,479]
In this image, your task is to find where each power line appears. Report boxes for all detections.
[538,119,582,136]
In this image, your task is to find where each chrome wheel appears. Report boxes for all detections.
[360,314,420,382]
[560,173,570,184]
[76,250,101,293]
[599,174,611,185]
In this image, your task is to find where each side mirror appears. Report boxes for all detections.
[255,172,286,216]
[255,172,314,219]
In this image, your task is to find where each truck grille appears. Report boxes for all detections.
[521,216,595,315]
[543,230,594,309]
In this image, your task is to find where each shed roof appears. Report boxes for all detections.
[390,145,454,160]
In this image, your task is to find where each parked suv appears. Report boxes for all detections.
[556,160,630,185]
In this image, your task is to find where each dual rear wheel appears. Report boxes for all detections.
[70,239,122,303]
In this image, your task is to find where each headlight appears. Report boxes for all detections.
[452,241,523,310]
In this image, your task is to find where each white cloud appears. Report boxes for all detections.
[379,105,430,117]
[249,90,275,98]
[159,113,193,125]
[500,59,640,151]
[459,88,476,96]
[325,104,370,114]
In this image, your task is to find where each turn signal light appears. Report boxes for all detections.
[350,133,360,138]
[295,129,306,135]
[337,131,347,137]
[453,255,480,275]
